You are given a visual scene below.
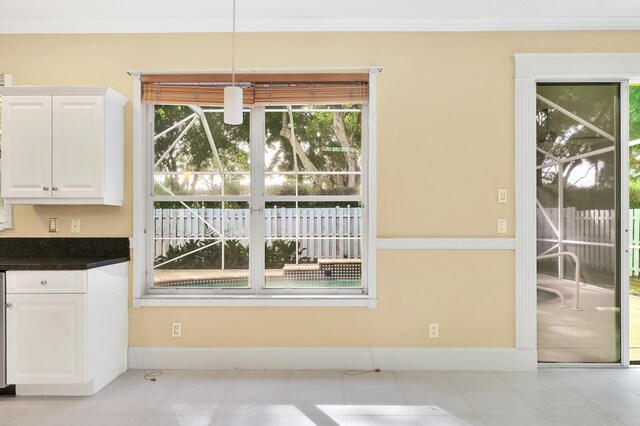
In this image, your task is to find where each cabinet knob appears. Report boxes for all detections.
[52,187,58,191]
[5,303,12,308]
[43,187,49,191]
[40,280,47,285]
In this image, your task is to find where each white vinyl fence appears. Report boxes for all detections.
[537,207,640,276]
[155,206,362,261]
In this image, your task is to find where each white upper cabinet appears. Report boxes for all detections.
[0,87,127,206]
[1,96,52,198]
[52,96,104,199]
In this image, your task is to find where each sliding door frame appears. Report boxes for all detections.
[515,54,634,367]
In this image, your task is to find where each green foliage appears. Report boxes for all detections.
[537,84,619,188]
[539,183,615,210]
[155,238,312,270]
[265,106,361,177]
[264,240,311,269]
[631,86,640,142]
[631,179,640,209]
[154,104,362,196]
[154,106,250,195]
[541,178,640,209]
[631,86,640,177]
[223,239,249,269]
[155,239,222,269]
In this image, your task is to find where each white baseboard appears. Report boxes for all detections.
[128,347,537,371]
[17,381,99,397]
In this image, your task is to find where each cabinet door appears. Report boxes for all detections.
[6,293,87,384]
[1,96,52,198]
[52,96,104,198]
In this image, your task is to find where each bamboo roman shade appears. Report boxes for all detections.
[141,73,369,106]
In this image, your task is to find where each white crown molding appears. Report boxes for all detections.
[3,17,640,34]
[128,346,537,371]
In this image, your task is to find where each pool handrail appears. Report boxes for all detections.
[537,285,567,308]
[536,251,581,311]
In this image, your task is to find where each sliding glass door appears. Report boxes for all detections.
[536,83,621,363]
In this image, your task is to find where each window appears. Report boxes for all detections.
[0,74,13,230]
[140,72,373,298]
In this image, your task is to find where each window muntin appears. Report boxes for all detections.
[148,103,366,294]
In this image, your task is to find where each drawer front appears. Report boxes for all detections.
[7,271,86,294]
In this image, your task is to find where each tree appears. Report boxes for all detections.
[536,84,618,209]
[154,105,250,196]
[265,105,362,195]
[154,104,362,196]
[629,85,640,177]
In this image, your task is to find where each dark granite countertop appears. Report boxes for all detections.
[0,256,129,271]
[0,238,130,271]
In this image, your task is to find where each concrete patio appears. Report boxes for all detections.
[537,274,640,363]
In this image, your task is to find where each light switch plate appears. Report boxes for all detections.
[498,188,507,204]
[498,219,507,234]
[49,218,58,233]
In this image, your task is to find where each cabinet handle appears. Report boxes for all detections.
[5,303,12,308]
[52,187,58,191]
[43,187,49,191]
[40,280,47,285]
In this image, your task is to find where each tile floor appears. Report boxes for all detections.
[1,368,640,425]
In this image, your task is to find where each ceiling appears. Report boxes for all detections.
[1,0,640,34]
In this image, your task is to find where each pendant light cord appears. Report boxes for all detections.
[232,0,236,87]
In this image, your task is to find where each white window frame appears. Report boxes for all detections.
[0,73,13,230]
[130,68,379,308]
[514,53,640,367]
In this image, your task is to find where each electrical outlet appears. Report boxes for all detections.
[429,323,439,338]
[172,322,182,338]
[71,218,81,233]
[497,219,507,234]
[49,218,58,233]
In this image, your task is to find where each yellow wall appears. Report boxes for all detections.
[0,31,637,347]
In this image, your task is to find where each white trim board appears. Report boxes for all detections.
[133,295,373,308]
[515,54,640,80]
[377,238,515,250]
[513,53,633,366]
[128,346,536,371]
[130,68,378,307]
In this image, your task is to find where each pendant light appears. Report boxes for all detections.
[224,0,243,125]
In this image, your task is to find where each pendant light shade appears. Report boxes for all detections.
[224,86,243,125]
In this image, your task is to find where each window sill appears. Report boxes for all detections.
[133,294,376,308]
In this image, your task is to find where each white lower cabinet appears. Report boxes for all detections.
[5,263,128,395]
[7,293,86,385]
